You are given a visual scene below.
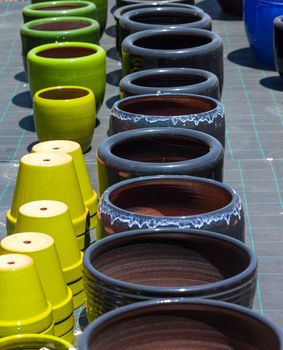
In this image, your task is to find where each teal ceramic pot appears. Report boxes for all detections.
[21,16,100,74]
[31,0,107,35]
[27,41,106,111]
[23,1,97,23]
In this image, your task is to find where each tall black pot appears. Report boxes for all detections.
[274,16,283,78]
[217,0,242,16]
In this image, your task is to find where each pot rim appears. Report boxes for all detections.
[21,16,100,36]
[97,127,223,171]
[83,228,256,295]
[98,174,243,231]
[122,27,223,56]
[111,93,224,124]
[33,85,94,103]
[23,0,96,14]
[80,298,283,349]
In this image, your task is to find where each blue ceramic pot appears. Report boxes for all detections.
[244,0,283,68]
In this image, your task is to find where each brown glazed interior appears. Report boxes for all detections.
[31,20,91,31]
[131,12,201,25]
[38,4,85,11]
[37,46,96,58]
[111,135,209,162]
[132,73,207,87]
[134,33,211,50]
[109,178,231,216]
[93,234,249,287]
[87,304,280,350]
[118,95,216,115]
[39,88,89,100]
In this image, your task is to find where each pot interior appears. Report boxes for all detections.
[131,73,207,88]
[118,95,216,116]
[92,233,250,287]
[111,135,209,162]
[134,33,211,50]
[38,87,89,100]
[109,178,232,216]
[130,11,201,25]
[38,4,85,11]
[37,46,96,58]
[31,20,91,31]
[87,303,280,350]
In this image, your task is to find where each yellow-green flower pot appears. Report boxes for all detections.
[0,334,74,349]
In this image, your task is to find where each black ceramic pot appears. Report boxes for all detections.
[109,94,225,146]
[117,0,195,9]
[274,16,283,78]
[79,298,283,350]
[120,68,220,100]
[121,28,224,92]
[83,228,257,321]
[217,0,242,16]
[97,127,224,194]
[97,175,245,241]
[118,7,212,53]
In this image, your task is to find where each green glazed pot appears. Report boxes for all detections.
[27,41,106,111]
[0,334,75,349]
[23,0,97,23]
[31,0,108,35]
[21,16,100,74]
[33,86,96,153]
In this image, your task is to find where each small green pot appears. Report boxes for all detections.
[23,0,97,23]
[0,334,74,349]
[21,17,100,74]
[27,42,106,111]
[31,0,108,34]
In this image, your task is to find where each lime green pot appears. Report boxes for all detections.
[31,0,108,35]
[33,86,96,153]
[23,0,97,23]
[0,334,74,349]
[21,16,100,74]
[27,42,106,111]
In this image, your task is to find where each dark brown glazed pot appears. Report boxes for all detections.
[96,175,245,241]
[121,28,224,92]
[83,228,257,322]
[109,94,225,146]
[79,299,283,350]
[118,6,212,52]
[217,0,243,17]
[97,127,224,195]
[119,68,220,100]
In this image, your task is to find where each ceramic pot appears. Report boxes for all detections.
[122,28,224,92]
[97,175,245,241]
[31,0,108,35]
[1,233,74,342]
[83,228,257,321]
[120,68,220,100]
[273,16,283,78]
[97,127,224,194]
[21,17,100,74]
[79,299,283,350]
[117,0,195,8]
[23,0,97,23]
[0,334,74,349]
[244,0,283,68]
[109,94,225,146]
[0,254,54,337]
[118,6,212,53]
[27,41,106,111]
[33,86,96,153]
[217,0,242,16]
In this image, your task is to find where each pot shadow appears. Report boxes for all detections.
[107,47,120,61]
[12,91,32,109]
[78,307,89,332]
[95,118,100,128]
[14,71,27,83]
[227,47,275,71]
[110,4,117,14]
[27,140,39,153]
[107,69,122,86]
[105,25,116,38]
[106,95,119,110]
[196,0,241,21]
[19,115,35,132]
[260,75,283,91]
